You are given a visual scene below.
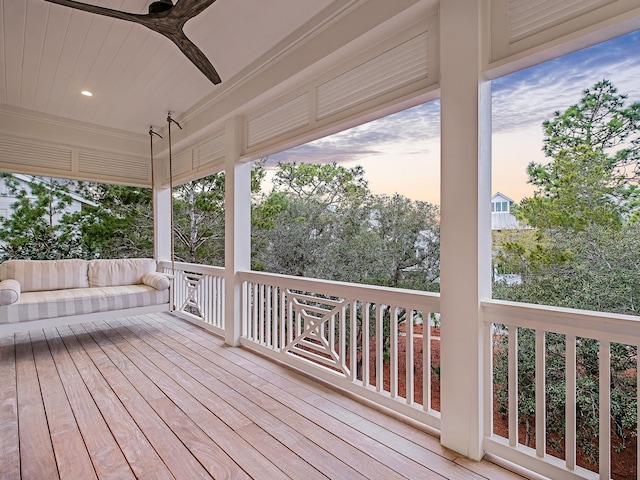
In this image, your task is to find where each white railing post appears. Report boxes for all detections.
[439,0,492,461]
[224,116,251,347]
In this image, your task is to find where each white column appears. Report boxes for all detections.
[439,0,492,461]
[224,117,251,347]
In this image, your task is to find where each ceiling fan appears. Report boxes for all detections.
[44,0,221,85]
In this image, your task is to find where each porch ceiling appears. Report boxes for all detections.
[1,0,351,133]
[1,0,637,187]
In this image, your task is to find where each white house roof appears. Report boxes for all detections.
[492,192,515,203]
[9,174,97,207]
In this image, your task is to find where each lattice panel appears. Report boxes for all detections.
[178,271,205,320]
[282,290,352,377]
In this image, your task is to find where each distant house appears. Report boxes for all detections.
[491,192,523,231]
[491,192,526,285]
[0,174,95,224]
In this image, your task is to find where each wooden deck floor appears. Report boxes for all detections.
[0,312,526,480]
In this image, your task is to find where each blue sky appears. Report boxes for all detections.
[269,29,640,205]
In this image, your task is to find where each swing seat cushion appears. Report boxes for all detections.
[0,258,171,325]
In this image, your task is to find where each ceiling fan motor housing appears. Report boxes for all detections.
[148,0,173,14]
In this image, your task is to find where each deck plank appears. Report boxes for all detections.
[131,315,370,480]
[142,314,447,480]
[29,329,97,480]
[87,320,267,480]
[200,329,486,480]
[2,313,528,480]
[155,313,527,480]
[107,317,314,480]
[119,316,359,480]
[14,331,59,480]
[66,323,214,480]
[43,328,137,480]
[0,334,20,480]
[52,326,173,480]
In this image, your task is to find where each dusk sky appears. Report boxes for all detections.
[268,29,640,206]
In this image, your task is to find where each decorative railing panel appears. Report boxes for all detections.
[483,299,640,480]
[238,270,441,429]
[160,261,225,333]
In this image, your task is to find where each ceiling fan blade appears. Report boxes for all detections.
[170,33,222,84]
[44,0,141,23]
[44,0,222,85]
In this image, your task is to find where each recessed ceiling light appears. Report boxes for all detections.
[81,90,93,97]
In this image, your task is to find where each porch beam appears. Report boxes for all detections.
[439,0,492,461]
[224,116,251,347]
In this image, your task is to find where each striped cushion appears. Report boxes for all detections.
[0,279,21,305]
[0,259,89,292]
[0,285,169,324]
[88,258,156,287]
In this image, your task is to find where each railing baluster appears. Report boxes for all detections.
[266,285,272,348]
[424,312,430,411]
[406,308,414,405]
[390,307,398,398]
[241,281,248,336]
[508,326,518,447]
[340,305,347,373]
[566,335,576,470]
[376,303,383,393]
[329,312,335,357]
[271,286,278,349]
[363,302,370,387]
[599,341,611,480]
[280,288,286,349]
[213,276,217,326]
[535,329,546,458]
[220,276,225,329]
[350,301,357,382]
[288,293,293,345]
[252,283,259,341]
[259,284,265,345]
[217,276,222,328]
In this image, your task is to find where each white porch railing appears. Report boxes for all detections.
[153,263,639,479]
[160,261,225,335]
[237,270,442,430]
[482,299,640,480]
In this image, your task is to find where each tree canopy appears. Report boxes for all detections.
[252,162,440,290]
[517,80,640,231]
[0,174,83,260]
